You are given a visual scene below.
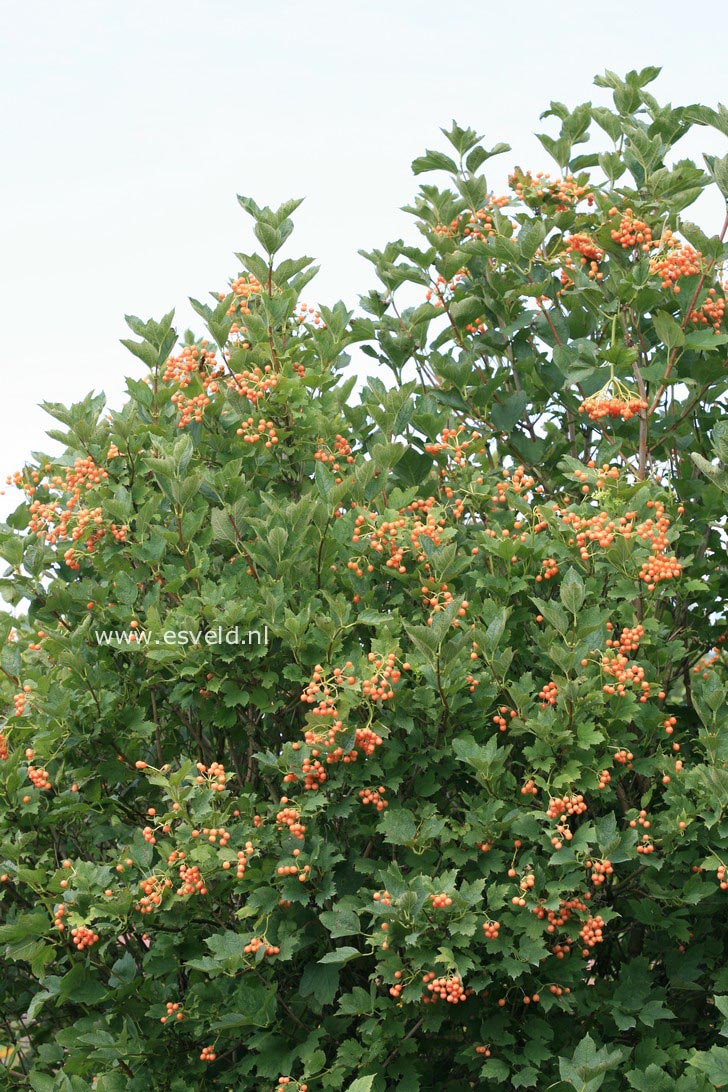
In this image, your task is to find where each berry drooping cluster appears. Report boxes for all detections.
[608,207,655,251]
[649,235,702,291]
[690,285,727,332]
[421,973,471,1004]
[194,761,227,791]
[508,169,592,211]
[7,455,126,567]
[70,925,99,951]
[358,786,388,811]
[244,937,280,957]
[28,764,52,790]
[276,805,306,841]
[160,1001,184,1024]
[137,874,173,915]
[580,384,647,422]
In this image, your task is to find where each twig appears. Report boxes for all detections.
[382,1017,424,1069]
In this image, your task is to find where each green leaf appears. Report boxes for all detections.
[379,808,417,845]
[347,1077,376,1092]
[299,962,340,1007]
[491,392,529,432]
[689,1045,728,1084]
[626,1065,676,1091]
[318,947,362,965]
[320,908,361,938]
[254,222,283,256]
[205,931,248,963]
[559,1034,625,1092]
[560,568,585,614]
[29,1076,57,1092]
[652,311,685,351]
[411,150,458,175]
[704,153,728,198]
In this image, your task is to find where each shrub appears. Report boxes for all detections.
[1,66,728,1091]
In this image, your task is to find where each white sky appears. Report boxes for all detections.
[1,0,727,520]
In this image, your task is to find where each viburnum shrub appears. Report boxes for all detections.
[2,66,728,1091]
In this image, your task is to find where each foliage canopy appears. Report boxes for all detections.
[1,66,728,1091]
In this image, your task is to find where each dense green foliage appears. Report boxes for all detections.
[1,67,728,1090]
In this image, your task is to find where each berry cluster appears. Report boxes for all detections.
[160,1002,184,1024]
[362,652,401,701]
[493,704,516,731]
[28,765,52,790]
[358,786,388,811]
[221,842,254,878]
[534,895,588,934]
[137,875,172,914]
[177,862,207,897]
[244,937,280,957]
[425,426,483,468]
[162,343,218,386]
[649,236,702,290]
[508,169,592,211]
[195,761,227,791]
[314,433,354,474]
[629,809,651,831]
[389,970,404,998]
[276,805,306,840]
[228,273,262,314]
[170,388,211,427]
[235,417,279,447]
[421,973,470,1004]
[70,925,99,951]
[563,233,604,280]
[636,502,682,590]
[537,558,558,581]
[586,858,613,886]
[608,208,654,251]
[229,365,278,404]
[690,287,726,332]
[580,391,647,422]
[546,794,587,821]
[601,652,649,699]
[293,303,326,328]
[425,270,468,307]
[538,681,558,707]
[579,913,606,951]
[606,622,644,653]
[298,756,326,790]
[190,826,230,846]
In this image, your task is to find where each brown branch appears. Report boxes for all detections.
[382,1017,424,1069]
[150,686,163,766]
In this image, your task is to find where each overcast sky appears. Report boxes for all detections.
[1,0,727,519]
